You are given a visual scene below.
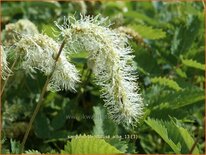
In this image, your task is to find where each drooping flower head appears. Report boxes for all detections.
[3,19,39,46]
[14,34,79,91]
[56,15,143,126]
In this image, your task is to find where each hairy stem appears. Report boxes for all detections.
[1,57,19,96]
[20,39,66,153]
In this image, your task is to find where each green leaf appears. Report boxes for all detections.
[144,85,205,109]
[145,118,181,153]
[146,86,205,120]
[151,77,182,91]
[145,118,199,154]
[34,112,51,139]
[93,106,104,136]
[149,102,203,120]
[171,16,201,55]
[92,106,126,152]
[41,24,60,38]
[25,150,41,154]
[124,11,158,25]
[181,58,205,70]
[61,141,72,154]
[175,67,187,78]
[146,86,204,119]
[129,24,166,40]
[92,105,118,136]
[49,130,69,140]
[51,109,67,130]
[61,135,123,154]
[134,47,161,75]
[2,5,23,17]
[106,138,128,153]
[10,139,21,154]
[175,123,199,154]
[159,88,204,109]
[174,91,204,109]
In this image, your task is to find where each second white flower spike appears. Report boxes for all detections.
[14,34,79,91]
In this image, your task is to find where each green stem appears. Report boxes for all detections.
[20,39,66,153]
[20,76,50,153]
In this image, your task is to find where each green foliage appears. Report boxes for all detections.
[92,106,129,152]
[144,85,204,121]
[151,77,182,91]
[61,135,123,154]
[181,57,205,70]
[162,88,204,109]
[145,118,199,154]
[10,139,21,154]
[25,150,41,154]
[129,24,166,40]
[171,15,202,56]
[2,1,204,154]
[93,106,104,136]
[145,118,181,153]
[124,11,158,25]
[34,112,51,139]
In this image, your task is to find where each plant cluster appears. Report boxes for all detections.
[1,1,205,154]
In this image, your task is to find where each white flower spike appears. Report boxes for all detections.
[14,34,79,91]
[57,15,143,126]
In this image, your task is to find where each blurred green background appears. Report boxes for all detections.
[1,1,205,154]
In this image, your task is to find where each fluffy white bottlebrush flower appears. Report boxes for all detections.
[14,34,79,91]
[48,54,80,91]
[56,15,143,126]
[3,19,39,46]
[1,45,11,80]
